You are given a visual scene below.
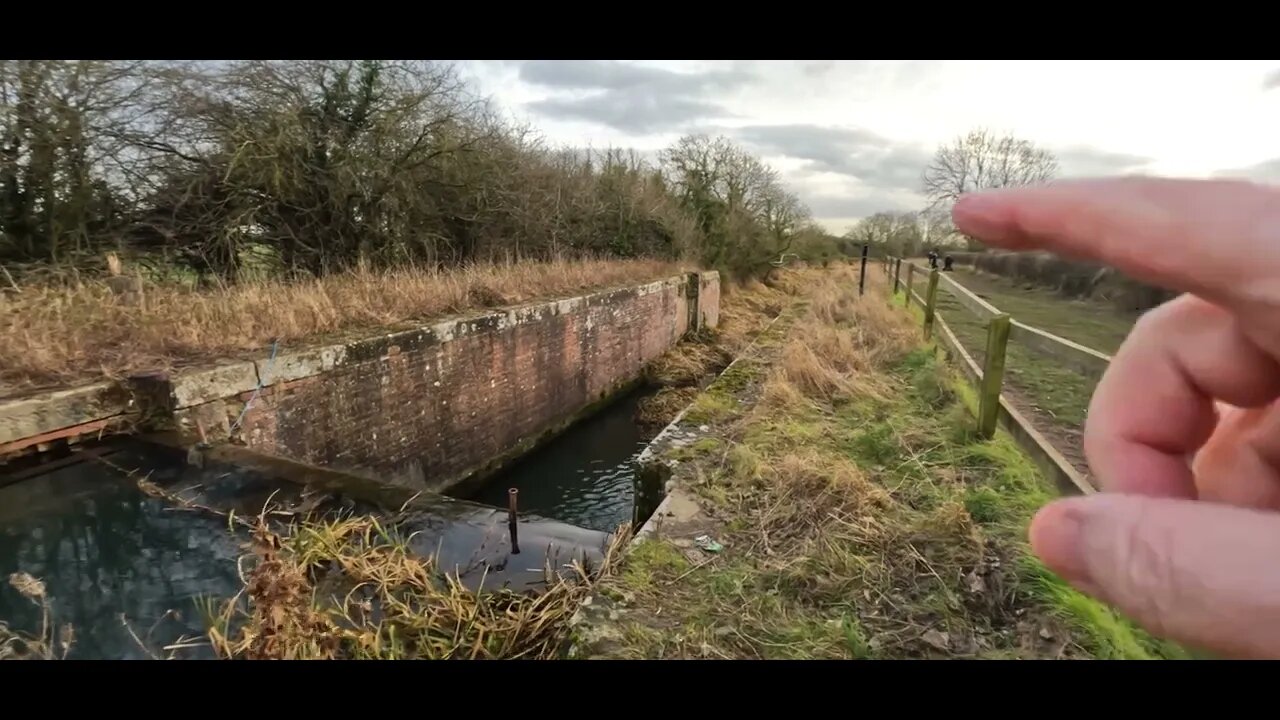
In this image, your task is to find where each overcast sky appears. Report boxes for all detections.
[456,60,1280,234]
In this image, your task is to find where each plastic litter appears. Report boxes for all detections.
[694,534,724,553]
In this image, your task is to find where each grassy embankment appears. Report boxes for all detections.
[0,258,686,398]
[580,264,1185,659]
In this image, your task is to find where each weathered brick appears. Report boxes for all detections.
[235,273,717,492]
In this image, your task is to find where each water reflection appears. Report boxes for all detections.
[0,450,245,660]
[467,390,654,533]
[0,440,618,659]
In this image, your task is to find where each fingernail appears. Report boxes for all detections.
[1029,499,1093,586]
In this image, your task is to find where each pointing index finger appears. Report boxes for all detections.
[952,177,1280,313]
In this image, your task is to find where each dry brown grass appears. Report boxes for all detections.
[0,257,686,396]
[203,510,631,660]
[631,272,795,430]
[643,338,732,389]
[716,277,791,354]
[0,573,74,660]
[635,386,700,429]
[778,268,919,404]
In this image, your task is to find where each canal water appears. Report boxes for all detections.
[0,448,245,660]
[464,388,658,534]
[0,440,617,660]
[1,384,661,659]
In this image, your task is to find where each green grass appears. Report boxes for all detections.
[934,287,1097,427]
[926,267,1136,432]
[592,276,1184,659]
[948,268,1135,354]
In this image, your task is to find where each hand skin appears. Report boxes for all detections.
[951,177,1280,659]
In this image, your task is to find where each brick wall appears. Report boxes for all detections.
[227,272,719,492]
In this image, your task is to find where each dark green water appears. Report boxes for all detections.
[0,441,618,659]
[466,389,657,533]
[0,451,244,660]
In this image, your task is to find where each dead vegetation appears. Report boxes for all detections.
[2,454,632,660]
[634,273,798,430]
[203,510,631,660]
[0,573,73,660]
[0,257,682,394]
[595,266,1185,660]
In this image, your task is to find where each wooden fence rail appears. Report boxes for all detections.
[886,255,1104,495]
[896,258,1113,385]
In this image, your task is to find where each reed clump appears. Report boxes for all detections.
[203,511,631,660]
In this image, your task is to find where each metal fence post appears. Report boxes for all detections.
[859,244,869,295]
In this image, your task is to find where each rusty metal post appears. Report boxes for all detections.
[507,488,521,555]
[859,244,869,295]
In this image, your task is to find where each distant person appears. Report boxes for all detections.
[943,255,954,272]
[953,176,1280,659]
[927,249,938,269]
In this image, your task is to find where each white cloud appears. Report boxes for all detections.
[456,60,1280,233]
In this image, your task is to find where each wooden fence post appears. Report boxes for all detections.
[904,263,915,308]
[893,258,901,295]
[978,313,1012,439]
[922,269,940,339]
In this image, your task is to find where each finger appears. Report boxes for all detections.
[1030,493,1280,659]
[951,177,1280,316]
[1193,399,1280,510]
[1085,294,1280,498]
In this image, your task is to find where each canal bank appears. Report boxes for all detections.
[1,267,807,660]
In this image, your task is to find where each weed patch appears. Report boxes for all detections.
[203,511,631,660]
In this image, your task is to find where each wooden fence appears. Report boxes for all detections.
[882,256,1105,496]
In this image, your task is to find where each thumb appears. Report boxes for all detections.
[1030,493,1280,659]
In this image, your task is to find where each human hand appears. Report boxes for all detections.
[952,177,1280,659]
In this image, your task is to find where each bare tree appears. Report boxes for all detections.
[843,211,921,257]
[922,128,1057,237]
[660,133,812,278]
[1,62,803,286]
[917,206,960,252]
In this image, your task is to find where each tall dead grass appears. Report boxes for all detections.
[0,257,685,395]
[635,273,794,429]
[717,277,791,354]
[779,269,918,404]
